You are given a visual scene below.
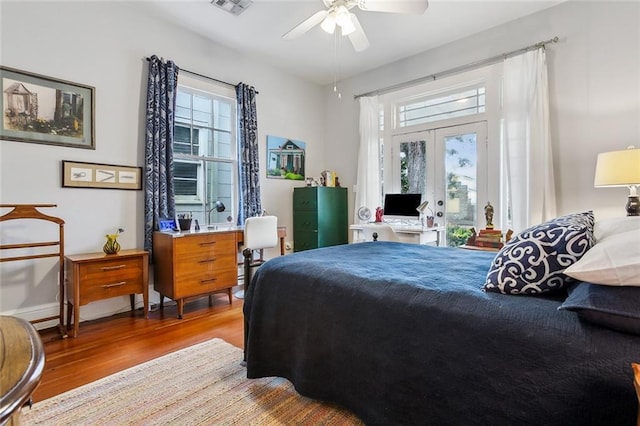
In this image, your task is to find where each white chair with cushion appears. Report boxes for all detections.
[360,224,400,242]
[241,215,279,362]
[238,215,279,299]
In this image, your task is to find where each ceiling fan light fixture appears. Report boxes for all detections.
[335,5,351,26]
[339,17,356,35]
[320,11,337,33]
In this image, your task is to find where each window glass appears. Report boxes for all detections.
[399,140,426,195]
[398,86,485,127]
[173,85,236,226]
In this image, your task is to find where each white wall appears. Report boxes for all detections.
[0,1,325,322]
[325,1,640,225]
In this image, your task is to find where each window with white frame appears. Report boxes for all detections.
[173,81,237,226]
[397,85,485,128]
[380,65,501,247]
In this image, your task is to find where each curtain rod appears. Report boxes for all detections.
[354,36,559,100]
[145,57,259,94]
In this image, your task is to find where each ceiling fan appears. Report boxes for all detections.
[282,0,429,52]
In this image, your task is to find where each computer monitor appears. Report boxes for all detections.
[383,193,422,221]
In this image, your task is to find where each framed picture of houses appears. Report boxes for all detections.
[266,135,306,180]
[0,66,95,149]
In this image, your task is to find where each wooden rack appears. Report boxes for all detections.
[0,204,66,337]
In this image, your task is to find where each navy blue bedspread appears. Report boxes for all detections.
[244,242,640,425]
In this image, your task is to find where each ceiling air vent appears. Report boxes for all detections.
[211,0,253,16]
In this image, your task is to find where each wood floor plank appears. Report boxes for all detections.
[33,294,244,402]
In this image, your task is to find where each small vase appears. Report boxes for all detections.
[103,236,121,255]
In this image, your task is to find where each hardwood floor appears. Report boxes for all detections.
[34,293,244,403]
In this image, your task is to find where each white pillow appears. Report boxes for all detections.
[564,229,640,286]
[594,216,640,241]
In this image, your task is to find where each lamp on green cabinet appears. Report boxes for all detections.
[594,145,640,216]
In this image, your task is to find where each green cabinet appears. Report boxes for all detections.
[293,187,348,252]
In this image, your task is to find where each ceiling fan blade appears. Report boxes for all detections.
[347,14,370,52]
[282,10,329,40]
[358,0,428,14]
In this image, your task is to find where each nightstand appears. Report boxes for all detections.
[65,249,149,337]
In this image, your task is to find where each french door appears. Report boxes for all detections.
[389,121,488,246]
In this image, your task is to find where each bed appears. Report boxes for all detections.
[244,215,640,426]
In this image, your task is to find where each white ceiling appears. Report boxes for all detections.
[132,0,564,85]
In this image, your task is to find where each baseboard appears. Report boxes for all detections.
[1,302,61,331]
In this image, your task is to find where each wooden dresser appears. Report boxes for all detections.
[65,249,149,337]
[153,230,237,318]
[0,316,45,425]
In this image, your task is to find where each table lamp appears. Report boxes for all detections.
[416,200,433,227]
[594,146,640,216]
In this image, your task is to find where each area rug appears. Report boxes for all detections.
[22,338,363,425]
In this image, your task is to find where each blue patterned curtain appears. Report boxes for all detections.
[144,55,179,259]
[236,83,261,225]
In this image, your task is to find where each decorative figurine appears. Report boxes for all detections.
[375,207,384,223]
[484,201,494,229]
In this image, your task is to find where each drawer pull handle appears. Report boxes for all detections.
[101,281,126,288]
[101,265,126,271]
[201,278,217,284]
[199,258,216,263]
[199,241,217,246]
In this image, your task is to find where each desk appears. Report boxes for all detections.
[235,226,287,255]
[181,225,287,254]
[152,226,287,318]
[350,224,445,246]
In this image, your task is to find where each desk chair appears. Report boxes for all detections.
[241,215,278,362]
[237,215,279,299]
[360,224,400,242]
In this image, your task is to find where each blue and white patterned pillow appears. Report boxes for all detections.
[483,211,595,295]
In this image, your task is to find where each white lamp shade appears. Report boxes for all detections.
[335,5,350,26]
[339,18,356,35]
[416,200,429,213]
[321,11,336,33]
[594,147,640,187]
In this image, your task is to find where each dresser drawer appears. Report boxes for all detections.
[174,232,236,257]
[77,257,144,304]
[294,211,318,232]
[294,231,319,252]
[175,265,237,297]
[293,188,318,211]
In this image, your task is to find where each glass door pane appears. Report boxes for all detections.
[434,122,487,246]
[399,140,426,195]
[390,130,432,199]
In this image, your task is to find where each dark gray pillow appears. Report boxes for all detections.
[558,281,640,335]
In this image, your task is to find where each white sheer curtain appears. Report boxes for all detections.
[354,96,381,223]
[502,47,557,233]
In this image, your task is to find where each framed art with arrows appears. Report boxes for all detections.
[62,160,142,190]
